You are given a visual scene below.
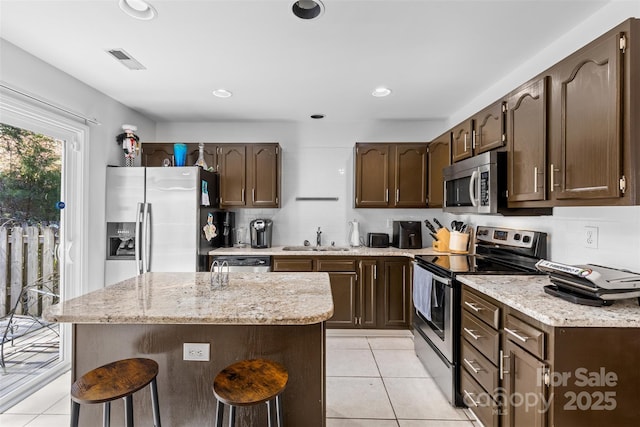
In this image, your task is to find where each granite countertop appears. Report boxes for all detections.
[44,272,334,325]
[458,275,640,328]
[208,245,443,257]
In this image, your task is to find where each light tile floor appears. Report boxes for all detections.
[0,330,479,426]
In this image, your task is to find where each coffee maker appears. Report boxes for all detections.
[250,219,273,248]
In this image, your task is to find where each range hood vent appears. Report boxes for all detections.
[107,49,146,70]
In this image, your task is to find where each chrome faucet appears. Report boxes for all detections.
[316,227,322,247]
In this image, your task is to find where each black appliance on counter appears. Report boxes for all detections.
[392,221,422,249]
[412,225,547,406]
[367,232,389,248]
[250,219,273,248]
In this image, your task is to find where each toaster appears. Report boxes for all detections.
[367,233,389,248]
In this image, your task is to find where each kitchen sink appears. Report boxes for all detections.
[282,246,350,252]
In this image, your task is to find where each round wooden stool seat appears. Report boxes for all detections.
[70,358,162,427]
[213,358,288,406]
[212,359,288,427]
[71,358,159,404]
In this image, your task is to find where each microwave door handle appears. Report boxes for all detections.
[469,170,479,207]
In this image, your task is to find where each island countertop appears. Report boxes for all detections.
[44,271,334,325]
[458,274,640,328]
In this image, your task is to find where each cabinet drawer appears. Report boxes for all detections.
[504,314,546,359]
[462,288,500,329]
[461,371,499,427]
[317,258,356,272]
[462,311,500,363]
[272,258,314,272]
[461,341,499,397]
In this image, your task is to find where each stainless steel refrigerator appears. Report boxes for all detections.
[105,166,218,286]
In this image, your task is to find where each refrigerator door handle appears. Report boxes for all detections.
[142,202,151,273]
[135,202,143,275]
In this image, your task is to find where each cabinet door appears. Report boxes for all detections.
[381,260,411,328]
[141,143,174,167]
[473,101,506,154]
[248,144,279,207]
[508,77,548,202]
[394,144,428,207]
[427,136,450,207]
[326,272,358,328]
[503,340,548,427]
[358,260,378,328]
[355,144,390,207]
[549,31,623,200]
[218,145,247,207]
[272,257,314,272]
[451,120,473,163]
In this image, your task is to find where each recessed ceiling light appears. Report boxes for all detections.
[310,114,325,119]
[292,0,325,20]
[372,87,392,97]
[119,0,157,21]
[212,89,232,98]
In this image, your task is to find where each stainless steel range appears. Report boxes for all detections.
[412,225,547,406]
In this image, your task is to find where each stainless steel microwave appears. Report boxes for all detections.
[443,151,507,214]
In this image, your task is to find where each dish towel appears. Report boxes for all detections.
[413,266,433,321]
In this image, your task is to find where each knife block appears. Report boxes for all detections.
[432,228,450,252]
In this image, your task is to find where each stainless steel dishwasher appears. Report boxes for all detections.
[209,255,271,272]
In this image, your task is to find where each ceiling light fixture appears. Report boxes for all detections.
[310,114,325,119]
[212,89,232,98]
[119,0,157,20]
[372,87,392,97]
[292,0,325,20]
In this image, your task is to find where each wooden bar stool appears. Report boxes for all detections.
[212,358,288,427]
[70,358,161,427]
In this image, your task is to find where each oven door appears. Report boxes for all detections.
[412,263,454,362]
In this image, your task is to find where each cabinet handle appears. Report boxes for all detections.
[252,188,255,202]
[464,358,484,374]
[463,327,482,340]
[374,265,377,280]
[550,163,561,192]
[534,166,538,191]
[464,133,468,152]
[472,130,476,149]
[463,390,479,407]
[242,188,245,203]
[396,189,399,203]
[500,350,509,380]
[504,327,530,342]
[385,188,389,203]
[464,301,483,312]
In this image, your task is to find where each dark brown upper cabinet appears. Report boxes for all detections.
[452,100,506,163]
[427,133,451,208]
[507,76,548,203]
[355,143,427,208]
[218,143,280,208]
[141,142,217,169]
[548,29,625,202]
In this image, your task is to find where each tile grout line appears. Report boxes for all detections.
[367,336,401,426]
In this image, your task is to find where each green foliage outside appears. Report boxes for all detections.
[0,123,61,224]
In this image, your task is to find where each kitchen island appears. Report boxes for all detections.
[45,271,333,427]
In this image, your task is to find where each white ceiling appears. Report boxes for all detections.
[0,0,610,123]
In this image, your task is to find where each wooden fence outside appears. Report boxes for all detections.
[0,225,59,317]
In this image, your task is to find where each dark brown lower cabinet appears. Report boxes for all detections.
[271,256,411,329]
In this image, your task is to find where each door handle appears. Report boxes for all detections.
[463,327,482,340]
[469,170,478,207]
[135,202,143,275]
[142,202,151,273]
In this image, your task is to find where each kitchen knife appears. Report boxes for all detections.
[424,219,438,234]
[433,218,445,230]
[429,232,439,241]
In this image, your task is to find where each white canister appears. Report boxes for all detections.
[348,220,361,247]
[449,231,470,253]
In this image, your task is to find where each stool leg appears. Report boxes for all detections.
[266,400,274,427]
[70,401,80,427]
[276,395,284,427]
[215,400,224,427]
[228,405,236,427]
[103,401,111,427]
[124,395,134,427]
[150,378,161,427]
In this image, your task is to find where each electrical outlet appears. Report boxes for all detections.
[183,343,210,361]
[386,218,393,228]
[584,226,599,249]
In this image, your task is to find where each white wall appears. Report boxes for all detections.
[1,39,156,292]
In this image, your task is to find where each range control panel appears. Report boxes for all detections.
[476,226,537,249]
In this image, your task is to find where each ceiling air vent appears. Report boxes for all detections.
[107,49,146,70]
